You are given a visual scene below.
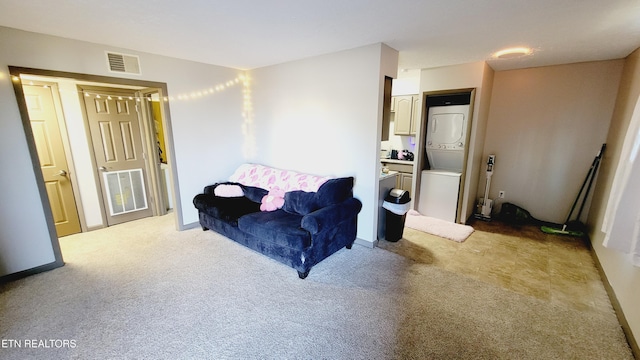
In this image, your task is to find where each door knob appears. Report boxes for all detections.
[99,166,107,172]
[56,170,68,176]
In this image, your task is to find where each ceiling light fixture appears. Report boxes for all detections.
[493,47,532,59]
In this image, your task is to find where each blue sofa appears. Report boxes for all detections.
[193,175,362,279]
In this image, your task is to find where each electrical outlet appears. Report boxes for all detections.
[498,191,505,199]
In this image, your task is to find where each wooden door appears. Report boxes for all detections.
[83,87,153,226]
[24,84,81,237]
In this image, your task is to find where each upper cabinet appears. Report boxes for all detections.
[392,94,420,135]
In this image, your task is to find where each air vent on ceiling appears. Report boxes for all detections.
[106,52,141,75]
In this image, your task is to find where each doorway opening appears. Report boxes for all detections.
[10,67,178,250]
[415,89,476,224]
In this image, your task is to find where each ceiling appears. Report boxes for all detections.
[1,0,639,72]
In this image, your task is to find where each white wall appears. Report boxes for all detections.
[249,43,398,244]
[0,26,244,277]
[0,67,56,276]
[392,69,420,96]
[588,48,640,352]
[484,60,623,223]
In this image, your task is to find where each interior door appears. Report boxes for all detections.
[24,84,82,237]
[83,86,153,226]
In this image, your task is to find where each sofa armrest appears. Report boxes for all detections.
[203,182,268,204]
[301,197,362,235]
[193,193,261,221]
[203,184,218,196]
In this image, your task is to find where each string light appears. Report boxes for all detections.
[16,71,255,157]
[20,74,246,105]
[241,73,256,159]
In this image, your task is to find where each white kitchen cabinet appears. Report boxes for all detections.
[399,172,413,193]
[393,95,420,135]
[381,160,413,194]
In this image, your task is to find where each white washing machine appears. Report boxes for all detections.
[418,170,461,223]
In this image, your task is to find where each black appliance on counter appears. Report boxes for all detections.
[389,149,414,161]
[401,150,414,161]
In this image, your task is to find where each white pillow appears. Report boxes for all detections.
[214,184,244,197]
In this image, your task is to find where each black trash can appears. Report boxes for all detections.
[382,189,411,242]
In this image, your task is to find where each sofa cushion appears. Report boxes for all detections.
[315,177,354,208]
[193,194,260,223]
[238,210,311,249]
[283,190,318,215]
[241,185,268,203]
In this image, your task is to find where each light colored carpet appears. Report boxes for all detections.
[0,214,633,359]
[405,209,475,242]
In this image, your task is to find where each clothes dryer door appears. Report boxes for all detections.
[425,104,470,171]
[430,113,464,146]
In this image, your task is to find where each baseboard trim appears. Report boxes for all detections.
[355,238,377,249]
[86,224,106,232]
[0,260,64,284]
[182,221,200,230]
[589,245,639,358]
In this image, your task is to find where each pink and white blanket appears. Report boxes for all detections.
[228,164,332,193]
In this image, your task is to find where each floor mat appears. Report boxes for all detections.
[405,210,474,242]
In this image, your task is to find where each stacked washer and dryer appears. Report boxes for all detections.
[418,100,470,223]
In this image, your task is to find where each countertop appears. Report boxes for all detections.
[379,170,398,180]
[380,158,414,165]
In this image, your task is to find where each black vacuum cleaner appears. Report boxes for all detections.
[541,143,606,236]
